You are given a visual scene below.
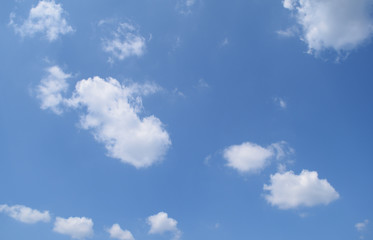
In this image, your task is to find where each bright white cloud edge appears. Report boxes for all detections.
[10,0,73,41]
[37,66,171,168]
[282,0,373,54]
[0,204,51,224]
[53,216,94,239]
[263,170,340,209]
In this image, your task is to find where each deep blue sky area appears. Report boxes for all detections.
[1,0,373,240]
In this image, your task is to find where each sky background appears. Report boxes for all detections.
[0,0,373,240]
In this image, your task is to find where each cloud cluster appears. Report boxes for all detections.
[223,140,339,211]
[1,203,183,240]
[0,204,94,239]
[223,141,293,173]
[53,217,94,239]
[263,170,340,209]
[282,0,373,54]
[102,22,146,62]
[107,224,135,240]
[147,212,181,240]
[0,204,51,224]
[10,0,73,41]
[37,66,171,168]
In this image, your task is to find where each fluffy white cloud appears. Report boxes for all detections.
[66,77,171,168]
[263,170,340,209]
[147,212,181,240]
[282,0,373,54]
[36,66,70,114]
[102,22,146,61]
[223,141,292,173]
[107,224,134,240]
[37,66,171,168]
[0,204,51,224]
[10,0,73,41]
[53,217,94,239]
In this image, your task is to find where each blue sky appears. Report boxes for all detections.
[1,0,373,239]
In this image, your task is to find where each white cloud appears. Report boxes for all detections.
[196,78,209,88]
[66,77,171,168]
[53,217,94,239]
[172,88,185,97]
[185,0,196,7]
[263,170,340,209]
[102,22,146,61]
[223,141,292,173]
[274,97,287,109]
[147,212,181,240]
[0,204,51,224]
[356,219,369,231]
[10,0,73,41]
[203,154,212,165]
[356,219,370,239]
[283,0,297,10]
[224,142,273,173]
[282,0,373,54]
[276,26,298,37]
[107,224,134,240]
[36,66,70,114]
[37,66,171,168]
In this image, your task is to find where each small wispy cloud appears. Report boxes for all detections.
[176,0,197,15]
[203,154,212,166]
[172,88,185,97]
[356,219,369,239]
[220,37,229,47]
[101,21,146,62]
[36,65,71,114]
[274,97,287,109]
[195,78,209,89]
[276,27,297,38]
